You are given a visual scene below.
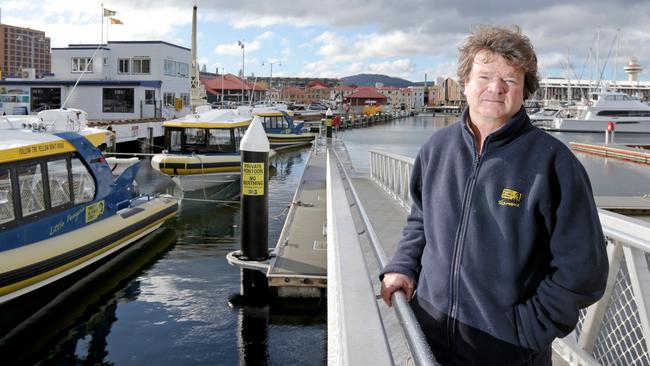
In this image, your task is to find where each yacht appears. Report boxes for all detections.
[240,105,316,150]
[545,91,650,133]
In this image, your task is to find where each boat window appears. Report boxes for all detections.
[208,129,235,152]
[169,129,182,152]
[71,156,95,204]
[605,95,616,101]
[47,159,71,208]
[0,169,15,224]
[234,127,248,151]
[18,163,46,217]
[185,128,206,145]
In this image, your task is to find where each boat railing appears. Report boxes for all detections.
[369,149,650,365]
[330,149,438,366]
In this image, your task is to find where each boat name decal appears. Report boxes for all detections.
[498,188,523,208]
[85,200,105,223]
[48,206,86,236]
[242,163,264,196]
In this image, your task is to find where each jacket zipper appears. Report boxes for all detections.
[447,151,482,355]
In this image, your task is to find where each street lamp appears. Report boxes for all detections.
[238,40,245,103]
[262,61,281,101]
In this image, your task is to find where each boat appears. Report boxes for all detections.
[0,127,178,304]
[150,108,253,192]
[544,90,650,133]
[243,105,316,150]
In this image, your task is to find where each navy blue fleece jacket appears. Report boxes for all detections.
[381,107,608,360]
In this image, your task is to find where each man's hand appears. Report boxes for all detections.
[380,273,415,307]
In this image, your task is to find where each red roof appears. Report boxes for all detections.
[345,87,387,100]
[202,74,266,91]
[335,85,356,91]
[308,84,329,90]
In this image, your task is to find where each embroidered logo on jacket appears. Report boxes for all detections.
[498,188,523,208]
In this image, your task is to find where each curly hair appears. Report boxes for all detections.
[457,25,539,99]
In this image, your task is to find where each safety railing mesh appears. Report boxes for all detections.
[591,260,649,365]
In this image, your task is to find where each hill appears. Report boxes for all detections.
[341,74,414,88]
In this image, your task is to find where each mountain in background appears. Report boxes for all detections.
[341,74,414,88]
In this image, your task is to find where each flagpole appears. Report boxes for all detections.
[101,3,104,45]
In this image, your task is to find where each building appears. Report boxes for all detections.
[305,83,330,104]
[534,78,650,102]
[407,86,426,112]
[202,73,266,104]
[344,87,388,114]
[257,76,339,88]
[0,40,192,119]
[0,23,51,78]
[280,85,306,104]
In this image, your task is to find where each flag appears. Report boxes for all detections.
[103,8,116,17]
[110,17,123,25]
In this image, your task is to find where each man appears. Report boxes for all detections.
[380,25,608,365]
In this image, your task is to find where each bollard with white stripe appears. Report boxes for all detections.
[240,115,270,299]
[325,108,333,138]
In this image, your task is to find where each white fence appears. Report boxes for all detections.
[369,149,650,366]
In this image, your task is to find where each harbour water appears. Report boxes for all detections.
[1,114,649,364]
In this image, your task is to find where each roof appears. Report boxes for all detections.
[335,85,356,91]
[308,84,329,90]
[54,40,190,52]
[345,87,388,100]
[202,74,266,92]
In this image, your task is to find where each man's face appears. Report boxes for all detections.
[464,50,525,126]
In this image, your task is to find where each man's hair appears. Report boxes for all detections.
[457,25,539,99]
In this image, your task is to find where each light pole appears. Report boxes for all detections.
[262,61,281,101]
[220,67,225,104]
[238,40,245,103]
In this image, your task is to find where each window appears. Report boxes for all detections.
[180,93,190,108]
[18,163,45,217]
[118,58,130,74]
[145,90,155,105]
[0,169,15,224]
[133,57,150,74]
[72,57,93,72]
[47,159,71,208]
[178,62,189,77]
[31,88,61,111]
[103,57,108,66]
[208,129,235,152]
[163,92,175,107]
[168,129,183,152]
[184,128,206,145]
[164,60,176,76]
[71,157,95,204]
[103,88,134,113]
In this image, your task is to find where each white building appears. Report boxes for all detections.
[534,78,650,102]
[0,41,192,120]
[408,86,426,112]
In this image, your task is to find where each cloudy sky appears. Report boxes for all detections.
[2,0,650,82]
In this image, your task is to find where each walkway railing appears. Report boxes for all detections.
[369,149,650,365]
[328,149,438,366]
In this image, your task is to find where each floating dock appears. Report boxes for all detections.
[571,142,650,165]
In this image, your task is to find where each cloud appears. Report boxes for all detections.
[369,59,416,77]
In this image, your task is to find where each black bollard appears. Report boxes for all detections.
[240,116,270,299]
[325,108,333,138]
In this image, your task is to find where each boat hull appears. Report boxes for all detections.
[545,118,650,133]
[267,133,316,149]
[0,195,178,304]
[151,153,241,192]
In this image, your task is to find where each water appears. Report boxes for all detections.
[2,115,649,365]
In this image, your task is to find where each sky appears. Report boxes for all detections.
[2,0,650,82]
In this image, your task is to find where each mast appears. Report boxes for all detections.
[190,5,207,112]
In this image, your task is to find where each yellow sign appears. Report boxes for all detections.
[498,188,523,208]
[85,200,105,223]
[242,162,264,196]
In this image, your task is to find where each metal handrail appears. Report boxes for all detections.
[332,148,438,366]
[368,148,650,366]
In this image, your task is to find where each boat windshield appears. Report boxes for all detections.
[0,169,14,224]
[166,127,245,153]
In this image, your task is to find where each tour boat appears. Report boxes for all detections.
[244,105,316,149]
[0,128,178,304]
[150,108,253,192]
[545,90,650,133]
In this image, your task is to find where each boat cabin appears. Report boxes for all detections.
[0,133,98,233]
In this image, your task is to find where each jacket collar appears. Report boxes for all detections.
[460,106,531,154]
